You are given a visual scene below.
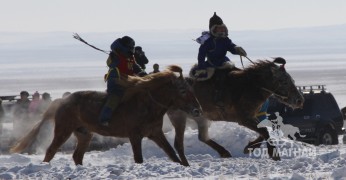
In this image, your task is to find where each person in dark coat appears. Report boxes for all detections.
[14,91,31,115]
[100,36,146,126]
[149,63,160,74]
[134,46,149,70]
[0,98,4,136]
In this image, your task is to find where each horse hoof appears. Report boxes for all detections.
[243,148,250,154]
[181,162,190,166]
[220,152,232,158]
[271,156,281,161]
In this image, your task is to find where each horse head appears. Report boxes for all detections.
[168,65,202,117]
[263,58,304,109]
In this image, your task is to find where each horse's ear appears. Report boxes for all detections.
[273,57,286,65]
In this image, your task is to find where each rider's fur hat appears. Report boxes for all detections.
[209,12,224,30]
[209,12,228,37]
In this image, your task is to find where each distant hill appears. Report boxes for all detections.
[0,24,345,62]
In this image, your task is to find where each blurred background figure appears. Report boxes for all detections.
[62,91,71,98]
[39,92,52,113]
[134,46,149,70]
[12,91,31,139]
[0,98,4,137]
[28,91,40,115]
[150,63,160,74]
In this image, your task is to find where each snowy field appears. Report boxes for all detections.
[1,122,346,179]
[1,29,346,179]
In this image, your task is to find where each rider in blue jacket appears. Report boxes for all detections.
[197,12,247,69]
[196,12,247,107]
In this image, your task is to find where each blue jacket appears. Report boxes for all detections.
[198,36,238,68]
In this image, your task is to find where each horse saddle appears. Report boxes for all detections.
[189,62,235,81]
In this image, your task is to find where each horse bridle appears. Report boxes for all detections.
[260,71,290,100]
[261,87,288,100]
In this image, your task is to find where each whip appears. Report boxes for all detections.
[73,33,110,55]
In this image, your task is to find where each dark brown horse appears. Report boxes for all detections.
[10,65,202,166]
[167,59,304,166]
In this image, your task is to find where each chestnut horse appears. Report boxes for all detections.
[167,59,304,166]
[11,65,202,166]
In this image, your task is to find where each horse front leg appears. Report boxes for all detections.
[129,133,144,164]
[243,135,265,154]
[167,110,189,166]
[195,117,232,158]
[149,129,183,166]
[240,119,280,161]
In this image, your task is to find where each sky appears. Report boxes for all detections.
[1,0,346,32]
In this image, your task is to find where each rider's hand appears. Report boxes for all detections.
[235,46,247,57]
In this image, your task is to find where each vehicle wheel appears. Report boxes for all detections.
[319,128,338,145]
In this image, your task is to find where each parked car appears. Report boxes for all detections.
[267,85,345,145]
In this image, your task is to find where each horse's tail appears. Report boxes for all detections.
[9,117,49,153]
[9,99,62,153]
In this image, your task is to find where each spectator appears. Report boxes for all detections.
[0,98,4,136]
[150,63,160,74]
[12,91,31,139]
[14,91,31,115]
[38,92,52,113]
[28,91,41,115]
[62,92,71,98]
[134,46,149,70]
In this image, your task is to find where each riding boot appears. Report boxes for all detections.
[99,94,121,126]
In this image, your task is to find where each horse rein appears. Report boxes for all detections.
[240,56,255,69]
[260,87,288,100]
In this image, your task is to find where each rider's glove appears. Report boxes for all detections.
[235,46,247,57]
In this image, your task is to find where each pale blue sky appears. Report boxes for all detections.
[1,0,345,32]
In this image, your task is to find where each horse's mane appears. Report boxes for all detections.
[119,65,182,102]
[231,60,275,76]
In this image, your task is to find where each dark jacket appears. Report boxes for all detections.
[198,36,239,68]
[134,51,149,70]
[106,39,144,95]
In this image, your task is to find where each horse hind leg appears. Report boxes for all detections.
[43,123,74,163]
[149,130,183,166]
[72,127,93,165]
[195,117,232,158]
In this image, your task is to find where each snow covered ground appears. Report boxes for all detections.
[1,121,346,179]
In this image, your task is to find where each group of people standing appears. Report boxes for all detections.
[99,12,247,125]
[0,91,53,140]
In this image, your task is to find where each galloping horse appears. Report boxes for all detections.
[11,65,202,166]
[167,58,304,165]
